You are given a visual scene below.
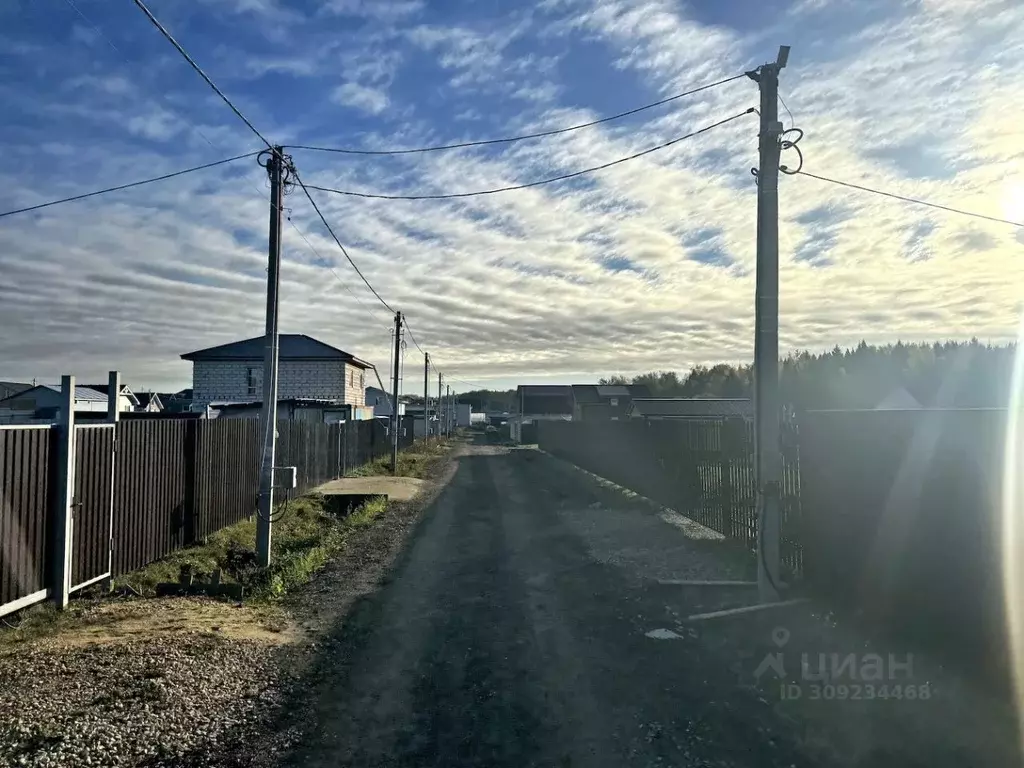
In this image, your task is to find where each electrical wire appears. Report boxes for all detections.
[130,0,273,149]
[58,0,397,347]
[291,170,396,313]
[793,170,1024,228]
[289,74,748,156]
[403,321,426,356]
[778,93,795,130]
[370,365,393,412]
[303,109,756,201]
[286,217,391,324]
[0,152,260,220]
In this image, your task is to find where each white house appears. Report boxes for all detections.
[181,334,373,411]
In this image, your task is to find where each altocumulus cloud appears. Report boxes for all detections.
[0,0,1021,392]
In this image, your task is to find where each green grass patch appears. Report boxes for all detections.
[347,438,453,479]
[112,493,391,602]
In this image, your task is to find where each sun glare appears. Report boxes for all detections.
[1002,181,1024,223]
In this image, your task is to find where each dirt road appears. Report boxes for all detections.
[272,441,1020,768]
[271,443,794,767]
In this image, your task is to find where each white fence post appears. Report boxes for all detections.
[52,374,76,610]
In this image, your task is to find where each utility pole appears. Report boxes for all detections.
[749,46,789,604]
[437,371,443,441]
[256,146,286,568]
[391,311,403,474]
[423,353,430,440]
[446,385,452,437]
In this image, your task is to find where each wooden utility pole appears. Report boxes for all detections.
[437,371,443,441]
[750,47,789,603]
[424,353,430,439]
[445,385,451,437]
[391,311,403,474]
[256,146,285,569]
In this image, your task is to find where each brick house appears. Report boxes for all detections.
[181,334,373,411]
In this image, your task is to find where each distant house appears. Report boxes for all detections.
[571,384,650,421]
[626,398,754,421]
[0,384,130,424]
[0,381,32,400]
[513,385,574,442]
[365,386,401,418]
[181,334,373,411]
[85,383,141,411]
[133,392,164,413]
[157,389,193,414]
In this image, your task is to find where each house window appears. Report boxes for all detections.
[349,370,355,386]
[609,397,619,407]
[246,367,260,397]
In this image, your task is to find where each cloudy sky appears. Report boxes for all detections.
[0,0,1022,394]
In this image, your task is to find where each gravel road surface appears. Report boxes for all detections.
[270,444,806,767]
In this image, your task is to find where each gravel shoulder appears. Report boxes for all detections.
[0,440,462,768]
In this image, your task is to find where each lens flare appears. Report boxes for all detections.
[1003,312,1024,750]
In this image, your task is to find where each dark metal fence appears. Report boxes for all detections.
[0,427,54,615]
[112,419,189,576]
[799,408,1007,679]
[71,425,115,591]
[193,419,261,540]
[1,415,424,615]
[538,418,803,575]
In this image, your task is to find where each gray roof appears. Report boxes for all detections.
[517,385,573,397]
[83,383,139,406]
[181,334,372,368]
[0,381,32,395]
[571,385,602,404]
[0,384,108,404]
[595,385,630,397]
[627,398,754,419]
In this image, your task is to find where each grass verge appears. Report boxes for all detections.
[110,493,390,602]
[347,437,453,479]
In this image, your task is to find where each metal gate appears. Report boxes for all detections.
[70,424,115,592]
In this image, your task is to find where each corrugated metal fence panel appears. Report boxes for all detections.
[112,419,188,577]
[537,418,803,577]
[0,427,54,610]
[194,419,260,540]
[71,425,114,589]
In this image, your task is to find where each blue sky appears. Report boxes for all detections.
[0,0,1022,393]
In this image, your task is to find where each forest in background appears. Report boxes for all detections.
[600,339,1017,410]
[419,340,1018,413]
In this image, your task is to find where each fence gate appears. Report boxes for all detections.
[70,424,115,593]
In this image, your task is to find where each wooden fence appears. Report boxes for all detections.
[0,415,415,616]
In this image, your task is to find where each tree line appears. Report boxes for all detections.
[599,339,1016,410]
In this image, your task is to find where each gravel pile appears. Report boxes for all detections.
[0,635,297,767]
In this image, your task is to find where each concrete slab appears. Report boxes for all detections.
[316,476,424,503]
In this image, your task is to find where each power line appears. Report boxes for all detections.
[303,110,755,201]
[286,217,391,324]
[0,151,259,219]
[794,170,1024,228]
[289,74,747,156]
[403,321,426,356]
[291,170,397,313]
[59,0,389,340]
[130,0,273,149]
